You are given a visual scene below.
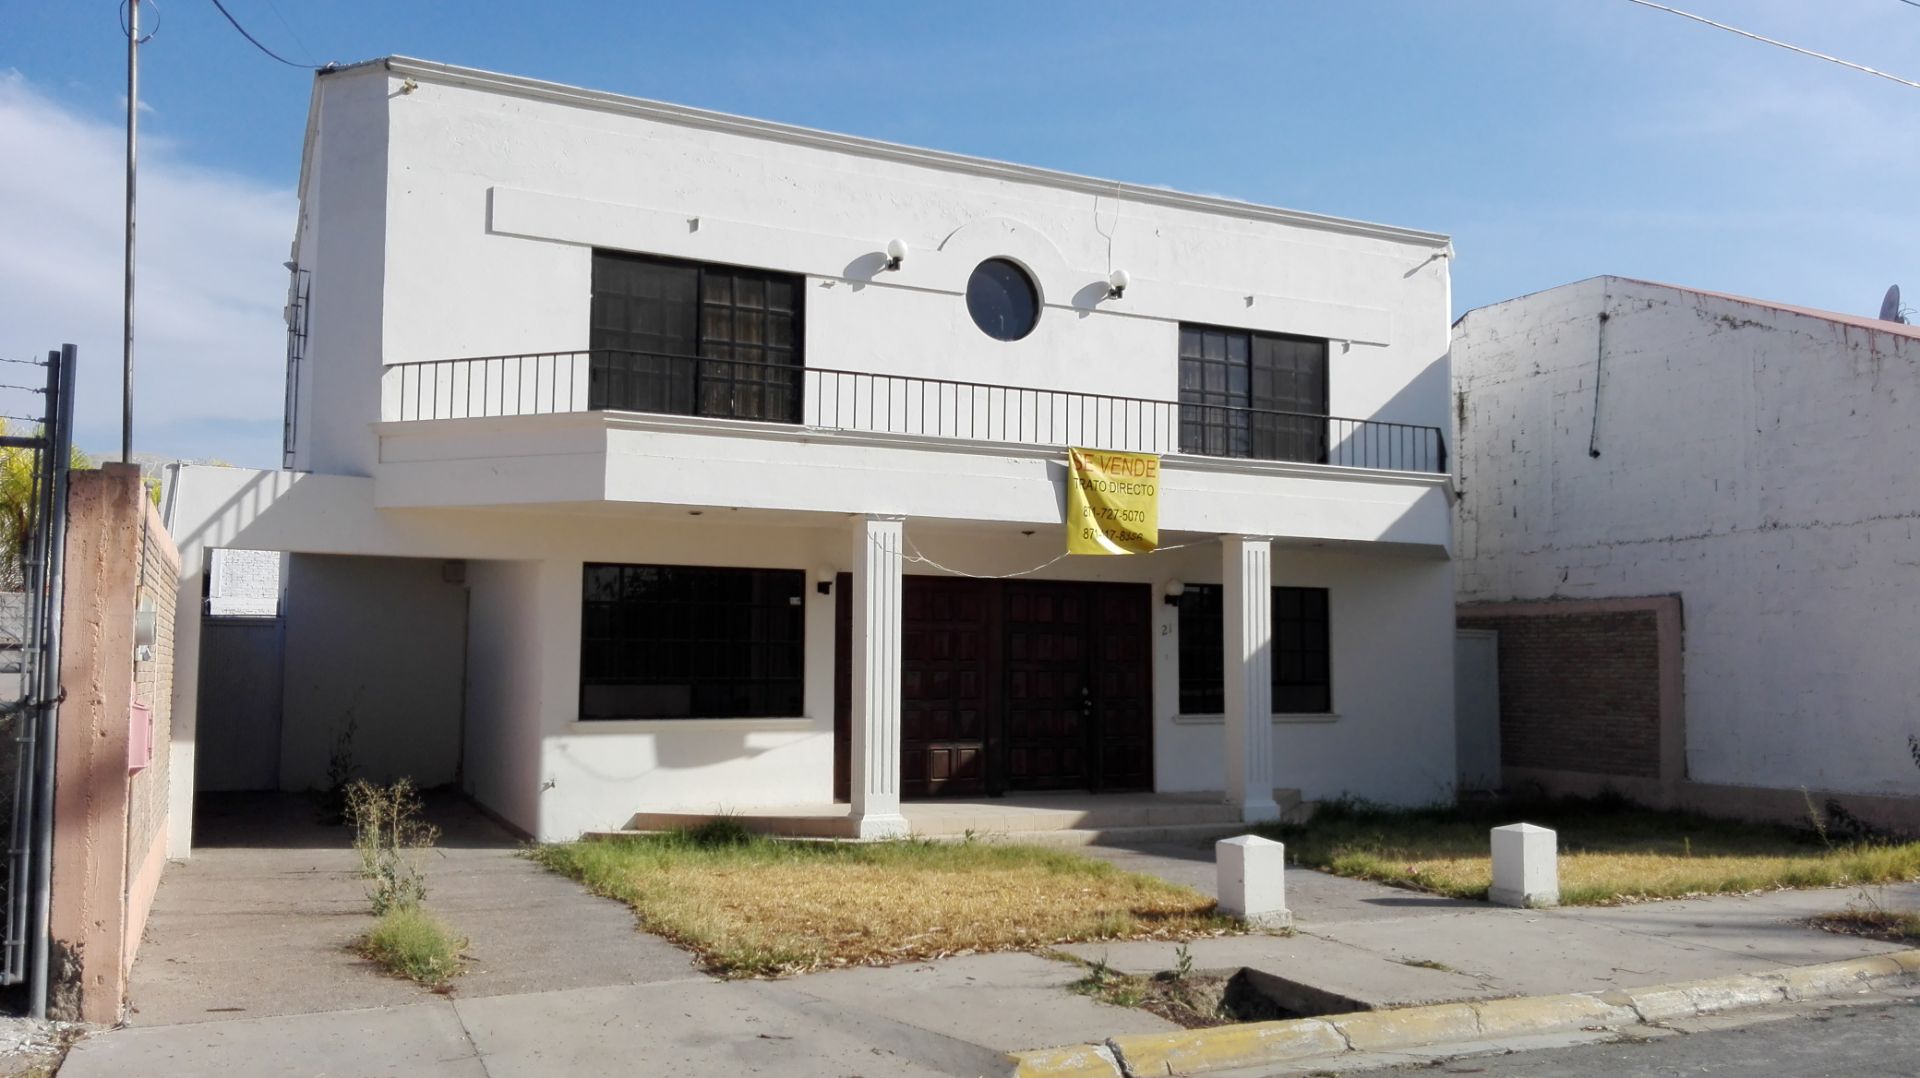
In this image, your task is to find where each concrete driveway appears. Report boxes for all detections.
[66,794,1160,1076]
[123,793,704,1026]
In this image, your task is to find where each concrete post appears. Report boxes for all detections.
[1489,823,1559,908]
[1223,536,1280,823]
[849,516,909,839]
[1216,834,1291,929]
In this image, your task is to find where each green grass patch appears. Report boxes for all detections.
[531,830,1233,977]
[356,904,467,987]
[1260,796,1920,906]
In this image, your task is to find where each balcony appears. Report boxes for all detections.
[381,350,1448,474]
[373,350,1452,551]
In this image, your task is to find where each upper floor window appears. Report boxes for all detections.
[1177,584,1332,714]
[966,258,1040,342]
[1178,324,1328,463]
[589,250,803,423]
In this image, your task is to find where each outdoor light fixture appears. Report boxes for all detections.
[1163,580,1185,607]
[1106,268,1130,300]
[884,238,908,271]
[815,566,837,595]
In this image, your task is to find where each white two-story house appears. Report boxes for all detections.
[164,57,1458,850]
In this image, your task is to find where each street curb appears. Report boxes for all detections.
[1005,949,1920,1076]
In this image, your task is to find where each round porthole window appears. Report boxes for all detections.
[966,258,1040,341]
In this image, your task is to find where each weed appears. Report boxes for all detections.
[314,708,360,824]
[345,778,440,915]
[682,815,752,848]
[1172,942,1194,983]
[357,904,467,987]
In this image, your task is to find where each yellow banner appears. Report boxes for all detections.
[1066,447,1160,555]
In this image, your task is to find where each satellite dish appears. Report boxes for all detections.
[1881,285,1906,324]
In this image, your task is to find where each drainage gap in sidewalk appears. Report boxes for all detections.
[1072,963,1370,1029]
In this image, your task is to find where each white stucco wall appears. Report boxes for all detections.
[460,559,545,835]
[289,59,1452,485]
[1454,276,1920,799]
[278,554,467,791]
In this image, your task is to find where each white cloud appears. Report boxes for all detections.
[0,71,293,467]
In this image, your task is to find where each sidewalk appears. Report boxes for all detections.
[58,825,1920,1077]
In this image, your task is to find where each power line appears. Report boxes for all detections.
[1622,0,1920,90]
[207,0,324,70]
[1896,0,1920,10]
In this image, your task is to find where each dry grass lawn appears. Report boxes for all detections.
[1261,797,1920,906]
[532,826,1233,976]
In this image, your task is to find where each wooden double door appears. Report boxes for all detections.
[835,577,1152,799]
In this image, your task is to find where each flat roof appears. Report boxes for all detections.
[323,56,1451,250]
[1457,274,1920,341]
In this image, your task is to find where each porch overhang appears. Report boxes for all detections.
[373,412,1454,554]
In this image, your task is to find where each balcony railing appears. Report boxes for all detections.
[382,350,1448,474]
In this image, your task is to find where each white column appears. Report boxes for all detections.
[1223,536,1280,823]
[849,516,909,839]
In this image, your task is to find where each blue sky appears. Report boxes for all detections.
[3,1,1916,466]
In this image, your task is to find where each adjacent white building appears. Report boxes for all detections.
[165,57,1459,850]
[1454,276,1920,830]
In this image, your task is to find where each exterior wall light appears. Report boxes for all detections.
[815,566,837,595]
[1107,268,1130,300]
[1163,579,1185,606]
[884,238,908,271]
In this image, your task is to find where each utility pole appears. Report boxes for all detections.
[123,0,139,464]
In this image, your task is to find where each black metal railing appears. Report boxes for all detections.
[383,349,1448,474]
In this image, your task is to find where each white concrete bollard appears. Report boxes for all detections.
[1216,834,1292,929]
[1489,823,1559,908]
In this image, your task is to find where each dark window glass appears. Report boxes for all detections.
[589,250,803,422]
[1176,585,1331,714]
[579,564,805,720]
[1178,323,1328,463]
[966,258,1040,341]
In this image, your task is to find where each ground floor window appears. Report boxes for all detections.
[1177,584,1331,713]
[580,564,805,720]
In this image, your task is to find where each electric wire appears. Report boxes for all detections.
[893,535,1215,581]
[207,0,326,70]
[1622,0,1920,90]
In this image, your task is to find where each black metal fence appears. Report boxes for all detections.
[385,349,1448,474]
[0,345,76,1015]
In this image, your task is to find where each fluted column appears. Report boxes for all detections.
[849,515,909,838]
[1223,536,1281,823]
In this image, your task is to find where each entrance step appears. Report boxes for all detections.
[606,789,1306,843]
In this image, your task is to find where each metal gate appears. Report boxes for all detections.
[0,345,77,1014]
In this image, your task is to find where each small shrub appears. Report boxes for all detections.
[358,904,466,986]
[682,815,752,848]
[313,710,360,824]
[345,778,440,915]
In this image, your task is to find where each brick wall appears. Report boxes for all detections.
[1457,608,1663,779]
[124,498,178,964]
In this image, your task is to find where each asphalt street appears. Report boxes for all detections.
[1360,997,1920,1078]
